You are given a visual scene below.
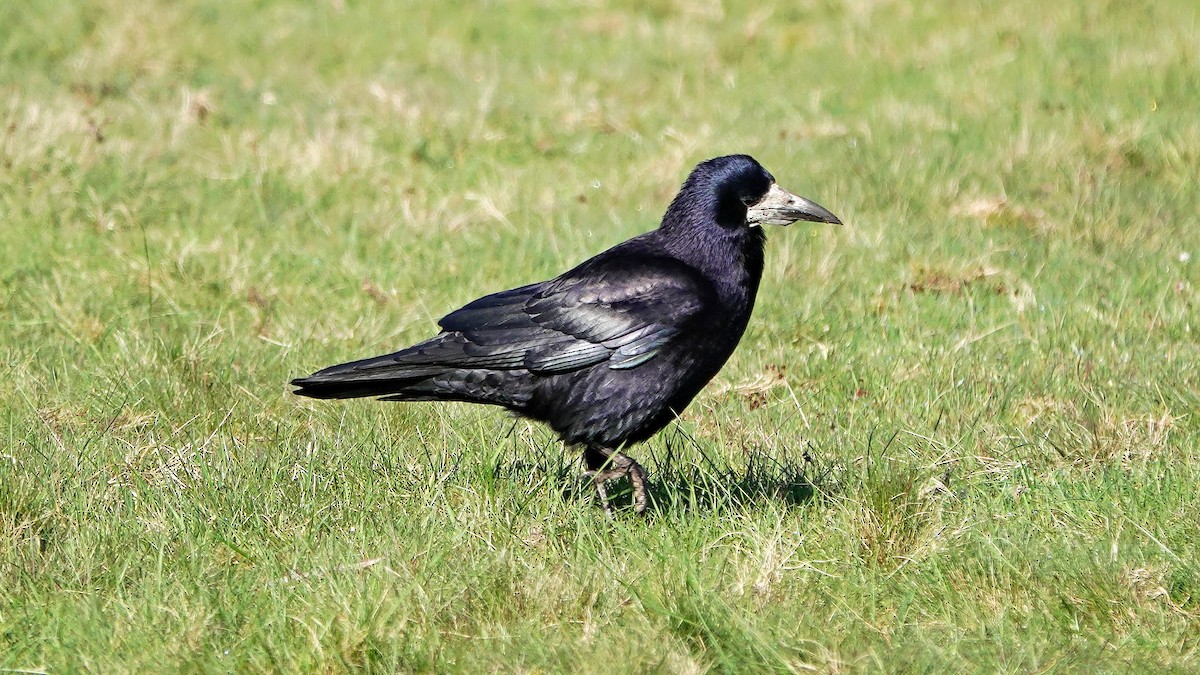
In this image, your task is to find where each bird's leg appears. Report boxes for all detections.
[591,476,615,518]
[621,454,648,514]
[582,446,648,515]
[581,445,616,515]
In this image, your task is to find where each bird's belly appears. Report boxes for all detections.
[528,345,731,449]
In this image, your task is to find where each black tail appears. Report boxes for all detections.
[291,351,533,408]
[290,374,438,400]
[290,348,449,400]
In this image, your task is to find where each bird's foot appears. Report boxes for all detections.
[581,469,616,518]
[624,458,648,515]
[582,452,648,516]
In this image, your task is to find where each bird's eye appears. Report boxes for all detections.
[740,195,757,207]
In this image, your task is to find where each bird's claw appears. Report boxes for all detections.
[583,454,648,516]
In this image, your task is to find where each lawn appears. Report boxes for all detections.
[2,0,1199,671]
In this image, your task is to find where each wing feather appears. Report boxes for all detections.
[333,256,713,378]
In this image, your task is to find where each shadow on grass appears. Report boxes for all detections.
[488,422,842,516]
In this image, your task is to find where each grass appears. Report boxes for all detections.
[3,0,1199,671]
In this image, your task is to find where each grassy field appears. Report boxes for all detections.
[3,0,1199,671]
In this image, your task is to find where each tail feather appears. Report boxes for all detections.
[290,373,433,400]
[290,349,441,400]
[291,358,534,409]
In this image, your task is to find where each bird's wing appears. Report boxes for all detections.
[395,256,713,375]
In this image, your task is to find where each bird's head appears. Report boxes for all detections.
[664,154,841,231]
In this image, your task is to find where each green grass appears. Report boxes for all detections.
[3,0,1200,671]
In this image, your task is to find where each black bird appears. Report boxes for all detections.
[292,155,840,514]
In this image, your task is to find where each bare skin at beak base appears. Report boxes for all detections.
[746,183,842,227]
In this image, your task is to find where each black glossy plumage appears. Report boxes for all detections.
[292,155,839,513]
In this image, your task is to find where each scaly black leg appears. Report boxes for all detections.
[582,445,648,515]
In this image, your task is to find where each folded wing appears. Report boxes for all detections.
[290,256,713,401]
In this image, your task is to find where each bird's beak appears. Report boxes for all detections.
[746,183,842,227]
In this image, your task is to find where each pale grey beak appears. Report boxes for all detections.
[746,183,841,226]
